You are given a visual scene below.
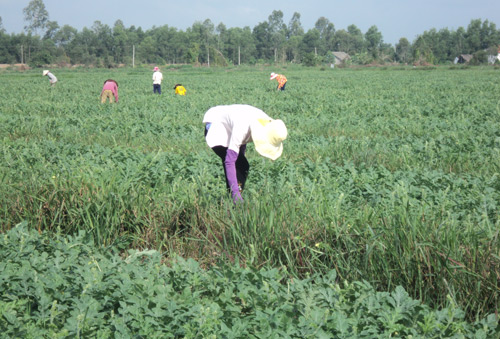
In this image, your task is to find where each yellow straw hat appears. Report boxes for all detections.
[250,118,287,160]
[43,70,49,76]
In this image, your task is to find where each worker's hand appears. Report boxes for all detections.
[232,191,243,204]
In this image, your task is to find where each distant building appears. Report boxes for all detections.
[488,46,500,64]
[455,54,473,64]
[487,54,498,64]
[332,52,351,65]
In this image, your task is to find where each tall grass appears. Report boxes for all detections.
[0,66,499,319]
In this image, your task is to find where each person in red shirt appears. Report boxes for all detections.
[270,72,287,91]
[101,79,119,103]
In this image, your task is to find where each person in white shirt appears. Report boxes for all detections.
[152,66,163,94]
[203,104,287,202]
[43,70,57,86]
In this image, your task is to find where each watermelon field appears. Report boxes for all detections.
[0,65,499,336]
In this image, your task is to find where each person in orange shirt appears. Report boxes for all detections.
[270,72,287,91]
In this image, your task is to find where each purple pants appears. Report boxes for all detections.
[211,145,249,192]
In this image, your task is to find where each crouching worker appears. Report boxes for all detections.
[174,84,186,95]
[270,72,287,91]
[203,104,287,202]
[43,70,58,86]
[100,79,118,103]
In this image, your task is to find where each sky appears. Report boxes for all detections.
[1,0,500,46]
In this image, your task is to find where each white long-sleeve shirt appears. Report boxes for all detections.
[47,72,57,83]
[203,104,271,153]
[152,71,163,85]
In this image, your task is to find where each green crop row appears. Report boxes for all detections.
[0,66,499,321]
[1,224,498,338]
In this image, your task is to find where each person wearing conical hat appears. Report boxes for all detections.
[152,66,163,94]
[270,72,287,91]
[203,104,287,202]
[43,70,57,86]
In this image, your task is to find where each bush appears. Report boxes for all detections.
[470,50,488,65]
[302,52,318,67]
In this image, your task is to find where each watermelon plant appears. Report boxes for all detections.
[0,224,497,337]
[0,65,499,323]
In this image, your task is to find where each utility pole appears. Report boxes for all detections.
[238,46,240,66]
[21,45,23,64]
[132,45,135,68]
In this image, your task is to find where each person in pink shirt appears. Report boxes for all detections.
[100,79,119,103]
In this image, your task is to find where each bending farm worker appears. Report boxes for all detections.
[152,66,163,94]
[174,84,186,95]
[100,79,119,103]
[270,72,287,91]
[203,104,287,202]
[43,70,57,86]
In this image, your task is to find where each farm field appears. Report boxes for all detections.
[0,65,499,334]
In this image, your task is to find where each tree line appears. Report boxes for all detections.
[0,0,499,67]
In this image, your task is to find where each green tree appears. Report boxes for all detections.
[287,12,304,38]
[138,35,158,63]
[365,25,382,59]
[170,30,189,64]
[268,10,286,62]
[216,22,227,53]
[91,21,113,66]
[315,17,335,55]
[300,28,320,56]
[465,19,481,53]
[334,28,362,55]
[226,27,256,65]
[30,38,57,66]
[347,24,365,54]
[43,20,59,40]
[286,12,304,62]
[314,17,330,37]
[186,20,215,64]
[127,25,145,46]
[470,49,488,65]
[53,25,77,47]
[112,20,129,64]
[379,42,395,62]
[202,19,215,64]
[436,28,453,62]
[149,25,177,64]
[416,28,452,63]
[302,52,318,66]
[285,35,301,62]
[480,20,499,49]
[451,26,466,56]
[67,27,97,65]
[395,37,411,63]
[413,35,435,64]
[0,22,17,63]
[23,0,49,35]
[252,21,272,60]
